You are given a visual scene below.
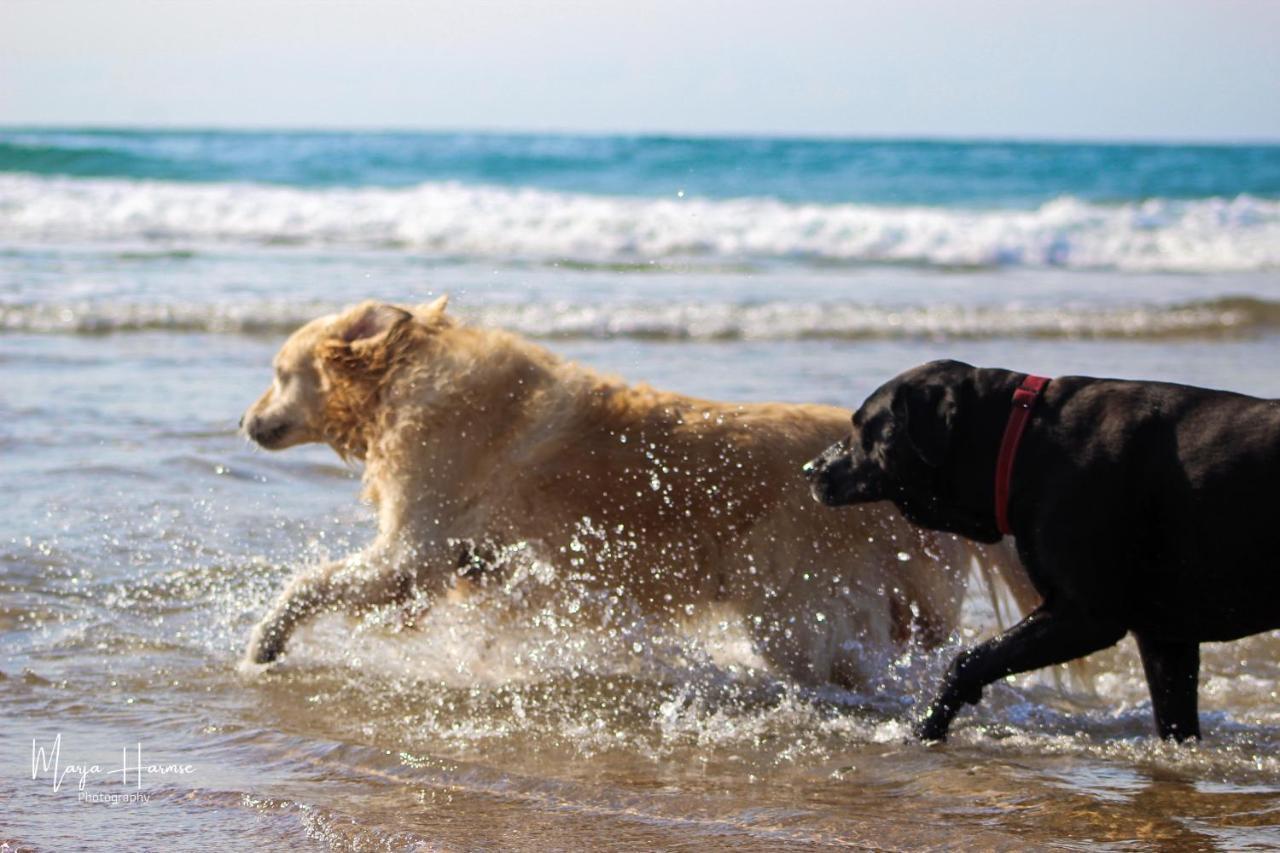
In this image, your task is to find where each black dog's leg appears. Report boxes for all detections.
[1135,634,1201,742]
[916,606,1123,742]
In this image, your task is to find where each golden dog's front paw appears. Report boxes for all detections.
[235,656,279,679]
[242,621,287,669]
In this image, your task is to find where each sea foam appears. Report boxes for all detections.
[2,175,1278,272]
[4,297,1277,340]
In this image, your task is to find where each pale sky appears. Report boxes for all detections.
[2,0,1278,141]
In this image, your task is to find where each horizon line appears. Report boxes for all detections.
[3,122,1279,148]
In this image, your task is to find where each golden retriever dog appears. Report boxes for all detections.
[240,297,1033,686]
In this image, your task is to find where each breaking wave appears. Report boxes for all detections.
[2,174,1279,272]
[5,297,1280,340]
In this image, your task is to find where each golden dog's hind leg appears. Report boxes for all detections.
[244,552,417,665]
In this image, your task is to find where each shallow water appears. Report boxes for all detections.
[6,311,1280,850]
[5,130,1280,850]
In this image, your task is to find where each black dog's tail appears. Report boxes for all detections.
[971,540,1095,692]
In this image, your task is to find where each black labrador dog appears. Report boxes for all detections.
[803,359,1280,742]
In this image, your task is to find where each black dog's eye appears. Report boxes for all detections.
[858,414,889,453]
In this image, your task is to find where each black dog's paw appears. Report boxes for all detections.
[913,715,951,743]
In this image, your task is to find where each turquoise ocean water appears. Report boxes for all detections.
[5,128,1280,203]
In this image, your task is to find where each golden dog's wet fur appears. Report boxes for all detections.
[242,298,1033,684]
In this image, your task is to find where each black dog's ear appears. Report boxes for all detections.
[891,381,958,467]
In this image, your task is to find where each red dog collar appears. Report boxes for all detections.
[994,374,1051,536]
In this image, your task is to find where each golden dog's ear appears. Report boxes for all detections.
[340,302,412,346]
[320,302,413,375]
[416,294,449,319]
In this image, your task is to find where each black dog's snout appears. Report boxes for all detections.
[803,438,847,480]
